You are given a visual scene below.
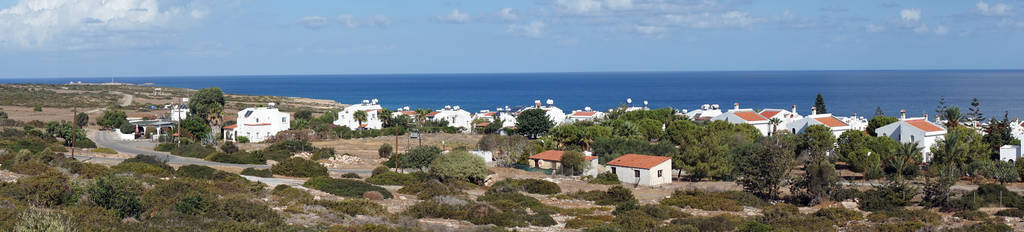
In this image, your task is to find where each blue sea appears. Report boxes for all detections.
[3,70,1024,119]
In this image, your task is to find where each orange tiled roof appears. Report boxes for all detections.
[244,123,272,126]
[905,119,944,132]
[475,123,490,127]
[482,112,496,117]
[426,112,439,117]
[606,154,671,169]
[734,111,768,122]
[760,110,781,119]
[571,111,598,117]
[223,124,237,129]
[398,111,416,115]
[529,150,597,162]
[814,117,848,128]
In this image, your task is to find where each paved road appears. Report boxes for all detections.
[88,130,371,174]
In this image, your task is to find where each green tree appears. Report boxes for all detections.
[795,157,840,204]
[353,110,368,127]
[680,136,732,181]
[74,112,89,128]
[88,175,144,218]
[406,145,442,170]
[767,118,782,136]
[799,125,836,159]
[814,93,827,114]
[293,110,313,120]
[738,135,796,200]
[0,111,7,119]
[430,150,488,184]
[942,106,965,128]
[968,98,982,126]
[549,124,585,149]
[935,96,947,116]
[836,130,871,172]
[378,108,394,128]
[983,112,1017,157]
[637,118,664,142]
[931,127,988,171]
[414,109,432,126]
[188,87,226,126]
[866,115,898,136]
[180,117,211,140]
[99,109,127,129]
[378,143,393,158]
[560,151,589,176]
[887,143,922,181]
[516,109,554,139]
[118,122,136,134]
[874,106,885,116]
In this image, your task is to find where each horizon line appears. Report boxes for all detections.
[2,68,1024,80]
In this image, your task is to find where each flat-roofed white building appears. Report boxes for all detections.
[875,110,948,162]
[224,103,291,143]
[567,106,605,123]
[711,103,771,136]
[432,105,473,131]
[606,154,673,186]
[334,99,384,130]
[684,104,722,121]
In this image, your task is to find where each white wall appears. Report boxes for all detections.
[609,160,672,186]
[235,107,290,143]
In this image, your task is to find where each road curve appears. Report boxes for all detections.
[88,130,371,174]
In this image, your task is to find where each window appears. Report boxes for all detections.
[282,117,286,123]
[658,170,663,177]
[256,118,260,123]
[611,167,616,174]
[634,170,640,178]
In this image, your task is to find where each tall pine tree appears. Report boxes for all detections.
[814,93,827,114]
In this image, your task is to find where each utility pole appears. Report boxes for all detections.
[394,125,400,172]
[71,106,77,159]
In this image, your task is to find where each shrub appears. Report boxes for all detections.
[220,142,239,154]
[398,179,468,199]
[32,106,42,112]
[566,216,612,229]
[206,152,265,164]
[174,192,214,216]
[270,185,313,205]
[303,177,392,199]
[489,179,562,195]
[240,167,272,177]
[566,186,637,206]
[121,154,173,171]
[813,207,863,224]
[613,210,659,231]
[995,208,1024,217]
[168,143,218,158]
[366,171,418,186]
[315,199,387,216]
[61,161,110,179]
[208,196,283,224]
[340,173,361,178]
[613,202,690,220]
[176,164,242,181]
[236,136,250,143]
[88,175,145,218]
[430,150,488,184]
[760,203,799,223]
[111,162,173,177]
[866,209,940,230]
[588,172,620,185]
[372,166,390,176]
[954,210,990,221]
[8,161,54,175]
[2,171,73,207]
[378,144,393,159]
[670,214,745,232]
[858,181,918,212]
[271,158,328,177]
[92,148,117,154]
[154,143,176,152]
[13,209,74,232]
[661,190,764,211]
[946,221,1012,232]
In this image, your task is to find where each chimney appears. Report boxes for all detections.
[811,106,817,115]
[852,113,857,117]
[734,102,740,110]
[534,100,541,107]
[900,109,906,120]
[791,105,797,115]
[924,113,929,121]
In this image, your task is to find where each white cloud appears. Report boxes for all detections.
[337,14,392,28]
[633,25,666,37]
[659,11,758,29]
[865,24,884,32]
[367,15,393,28]
[297,16,328,29]
[934,25,949,35]
[507,21,545,38]
[0,0,206,50]
[337,14,358,28]
[438,9,470,24]
[557,0,602,14]
[913,24,929,33]
[977,1,1012,16]
[606,0,633,10]
[498,8,518,21]
[900,8,921,23]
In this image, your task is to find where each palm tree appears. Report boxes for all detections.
[943,106,965,128]
[353,110,368,129]
[768,118,782,136]
[414,109,431,127]
[889,142,922,181]
[378,109,393,128]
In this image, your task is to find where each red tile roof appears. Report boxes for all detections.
[398,111,416,115]
[814,117,848,128]
[734,111,768,122]
[606,154,671,169]
[571,111,598,117]
[529,150,596,162]
[244,123,272,126]
[759,110,781,119]
[358,124,368,128]
[475,123,490,127]
[223,124,237,129]
[696,116,714,121]
[482,112,496,117]
[905,119,944,132]
[426,112,439,117]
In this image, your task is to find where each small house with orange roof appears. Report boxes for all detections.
[711,103,771,136]
[605,154,673,186]
[875,109,947,162]
[787,107,851,138]
[567,106,606,123]
[528,150,599,175]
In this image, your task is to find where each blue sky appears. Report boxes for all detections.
[0,0,1022,78]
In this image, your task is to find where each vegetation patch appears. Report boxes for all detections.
[489,178,562,195]
[240,167,272,177]
[271,158,328,177]
[303,177,392,199]
[661,190,765,211]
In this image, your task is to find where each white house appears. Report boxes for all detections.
[875,110,948,163]
[839,114,869,131]
[684,104,722,121]
[334,99,384,130]
[605,154,673,186]
[1000,140,1023,162]
[223,103,291,143]
[567,107,606,123]
[787,107,851,138]
[711,103,771,136]
[759,105,803,134]
[431,105,473,131]
[169,105,189,122]
[528,150,600,176]
[523,99,566,125]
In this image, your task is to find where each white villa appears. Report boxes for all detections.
[432,105,474,130]
[1000,140,1023,162]
[567,107,606,123]
[334,99,384,130]
[839,114,870,131]
[875,110,947,163]
[711,103,771,136]
[759,105,804,134]
[684,104,722,121]
[169,105,189,122]
[606,154,673,186]
[223,103,291,143]
[524,99,566,125]
[787,107,851,138]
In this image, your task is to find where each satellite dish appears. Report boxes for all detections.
[643,100,649,106]
[546,99,554,105]
[584,106,592,111]
[626,98,632,104]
